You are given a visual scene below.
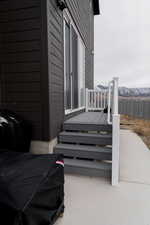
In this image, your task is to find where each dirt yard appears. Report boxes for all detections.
[120,115,150,149]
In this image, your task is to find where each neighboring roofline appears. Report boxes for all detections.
[93,0,100,15]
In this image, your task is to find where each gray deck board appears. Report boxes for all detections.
[60,131,112,138]
[54,143,112,153]
[65,158,112,170]
[64,158,112,178]
[54,144,112,160]
[59,131,112,145]
[64,112,108,125]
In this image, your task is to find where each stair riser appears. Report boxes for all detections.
[63,124,112,132]
[59,136,112,146]
[54,148,112,160]
[64,165,111,178]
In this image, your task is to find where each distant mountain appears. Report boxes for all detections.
[96,85,150,97]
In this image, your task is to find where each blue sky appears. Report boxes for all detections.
[94,0,150,87]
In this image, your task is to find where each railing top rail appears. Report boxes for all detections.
[87,89,108,93]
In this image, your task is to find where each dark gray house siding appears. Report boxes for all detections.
[47,0,64,140]
[0,0,99,142]
[47,0,95,140]
[67,0,94,89]
[0,0,50,140]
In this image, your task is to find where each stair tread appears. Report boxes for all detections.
[64,121,111,125]
[59,131,112,138]
[64,112,108,125]
[63,123,112,132]
[55,143,112,153]
[64,158,112,170]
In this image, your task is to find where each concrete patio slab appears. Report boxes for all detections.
[120,129,150,185]
[56,130,150,225]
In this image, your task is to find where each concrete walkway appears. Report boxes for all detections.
[56,130,150,225]
[120,129,150,185]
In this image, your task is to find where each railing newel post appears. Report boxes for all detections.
[111,77,120,186]
[85,88,89,112]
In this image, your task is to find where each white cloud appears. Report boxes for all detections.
[94,0,150,87]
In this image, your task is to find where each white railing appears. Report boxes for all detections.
[107,80,113,124]
[85,77,120,186]
[85,89,107,112]
[108,77,120,186]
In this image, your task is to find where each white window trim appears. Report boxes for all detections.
[63,10,84,44]
[63,9,86,115]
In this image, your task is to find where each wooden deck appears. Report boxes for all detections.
[64,112,111,132]
[64,112,108,125]
[55,111,112,177]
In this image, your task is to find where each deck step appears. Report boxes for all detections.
[54,144,112,160]
[63,123,112,132]
[64,158,112,178]
[59,132,112,146]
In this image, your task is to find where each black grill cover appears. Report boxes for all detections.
[0,110,32,152]
[0,151,64,225]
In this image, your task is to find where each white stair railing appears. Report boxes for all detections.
[107,80,113,124]
[85,77,120,186]
[112,78,120,186]
[107,77,120,186]
[85,89,107,112]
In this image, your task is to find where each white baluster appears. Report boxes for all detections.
[85,88,88,112]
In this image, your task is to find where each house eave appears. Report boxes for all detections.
[93,0,100,15]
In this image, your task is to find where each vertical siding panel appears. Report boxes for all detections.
[47,0,64,139]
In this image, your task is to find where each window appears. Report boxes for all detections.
[64,11,85,113]
[78,37,85,107]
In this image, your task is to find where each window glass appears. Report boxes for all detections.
[64,11,85,111]
[78,37,85,107]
